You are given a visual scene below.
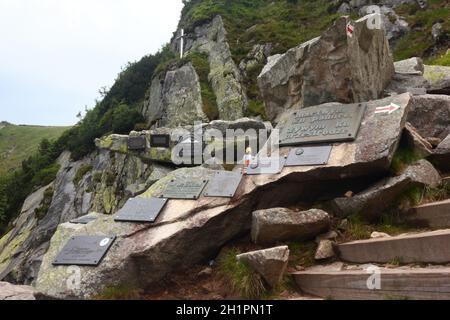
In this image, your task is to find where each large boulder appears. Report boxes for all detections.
[251,208,331,245]
[424,65,450,95]
[327,160,442,220]
[0,282,35,300]
[236,246,289,288]
[35,94,411,299]
[431,134,450,172]
[258,14,394,121]
[394,57,424,75]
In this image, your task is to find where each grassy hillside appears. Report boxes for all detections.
[0,123,69,176]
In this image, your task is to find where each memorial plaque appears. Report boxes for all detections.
[204,171,243,198]
[279,103,366,147]
[285,145,333,167]
[246,157,286,175]
[114,197,168,223]
[150,134,171,148]
[162,179,208,200]
[128,136,146,150]
[53,236,116,266]
[70,215,97,225]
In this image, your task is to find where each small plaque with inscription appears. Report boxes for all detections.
[70,215,97,225]
[128,136,147,150]
[162,179,208,200]
[204,171,243,198]
[286,146,333,167]
[114,197,168,223]
[150,134,171,148]
[279,103,366,147]
[246,157,286,175]
[53,236,116,266]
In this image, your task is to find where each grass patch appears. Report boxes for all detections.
[287,242,316,269]
[73,164,93,186]
[31,164,61,187]
[94,285,143,300]
[390,143,423,175]
[217,247,267,299]
[423,181,450,203]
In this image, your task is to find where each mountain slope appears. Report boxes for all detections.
[0,123,70,176]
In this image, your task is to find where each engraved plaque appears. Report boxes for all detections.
[150,134,171,148]
[128,136,146,150]
[279,103,366,146]
[286,146,333,167]
[204,171,243,198]
[53,236,116,266]
[114,197,168,223]
[70,216,97,225]
[162,179,208,200]
[246,157,286,175]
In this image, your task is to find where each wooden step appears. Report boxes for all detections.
[293,267,450,300]
[337,229,450,264]
[407,199,450,228]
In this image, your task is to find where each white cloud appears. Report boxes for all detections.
[0,0,183,125]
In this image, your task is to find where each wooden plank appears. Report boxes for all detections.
[293,268,450,300]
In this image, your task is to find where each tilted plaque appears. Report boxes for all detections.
[114,197,168,223]
[53,236,116,266]
[162,179,209,200]
[70,215,97,225]
[128,136,147,150]
[285,145,333,167]
[246,157,286,175]
[279,103,366,146]
[204,171,243,198]
[150,134,171,148]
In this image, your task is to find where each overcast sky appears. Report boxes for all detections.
[0,0,183,126]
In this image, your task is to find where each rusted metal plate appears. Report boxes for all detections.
[279,103,366,146]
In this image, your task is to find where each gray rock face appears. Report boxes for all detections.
[251,208,331,245]
[431,134,450,172]
[407,95,450,140]
[327,160,442,220]
[0,282,35,300]
[239,44,273,78]
[424,65,450,95]
[404,123,433,158]
[258,14,394,121]
[236,246,289,288]
[315,240,336,261]
[432,22,443,41]
[394,57,424,75]
[142,77,164,126]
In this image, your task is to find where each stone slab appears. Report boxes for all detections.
[406,200,450,228]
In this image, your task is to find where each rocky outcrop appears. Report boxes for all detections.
[258,14,394,121]
[0,282,35,300]
[327,160,442,220]
[236,246,289,288]
[394,57,424,75]
[251,208,331,245]
[424,65,450,95]
[431,134,450,172]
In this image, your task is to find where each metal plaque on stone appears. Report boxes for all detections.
[204,171,243,198]
[150,134,171,148]
[162,179,208,200]
[246,157,286,175]
[279,103,366,147]
[114,197,168,223]
[286,145,333,167]
[70,215,98,225]
[53,236,116,266]
[128,136,147,150]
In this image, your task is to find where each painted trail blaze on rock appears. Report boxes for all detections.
[34,94,411,299]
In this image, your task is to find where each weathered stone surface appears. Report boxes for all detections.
[237,246,289,288]
[315,240,336,261]
[258,14,394,121]
[0,282,35,300]
[239,44,273,78]
[424,65,450,95]
[251,208,331,245]
[142,76,164,126]
[407,95,450,140]
[35,94,411,299]
[394,57,424,75]
[338,229,450,264]
[95,134,128,154]
[404,123,433,158]
[407,200,450,228]
[431,134,450,172]
[326,160,441,220]
[293,267,450,300]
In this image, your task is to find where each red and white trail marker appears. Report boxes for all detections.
[375,103,401,115]
[346,22,354,38]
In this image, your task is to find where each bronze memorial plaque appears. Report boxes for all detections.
[285,145,333,167]
[128,136,147,150]
[162,179,209,200]
[53,236,116,266]
[114,197,168,223]
[150,134,171,148]
[279,103,366,147]
[204,171,243,198]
